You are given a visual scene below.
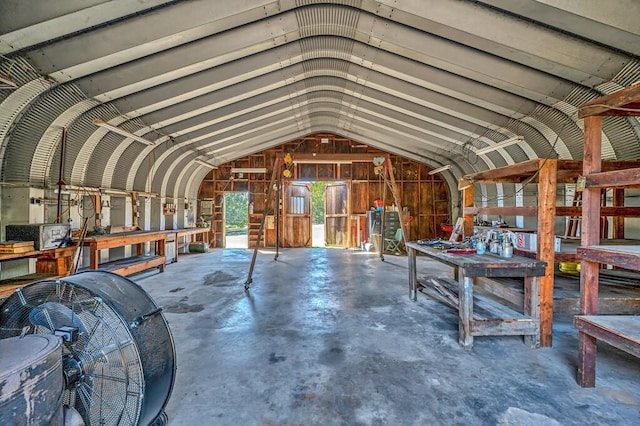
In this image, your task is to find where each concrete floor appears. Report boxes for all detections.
[136,248,640,425]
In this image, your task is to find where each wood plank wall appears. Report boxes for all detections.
[198,135,451,247]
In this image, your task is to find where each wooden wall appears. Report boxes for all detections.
[198,135,451,247]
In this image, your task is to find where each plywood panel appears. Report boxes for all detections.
[351,182,368,214]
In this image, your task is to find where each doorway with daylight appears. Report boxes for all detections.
[282,181,349,248]
[224,192,249,248]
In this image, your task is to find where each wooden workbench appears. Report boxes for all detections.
[167,227,210,262]
[81,230,167,275]
[0,246,77,298]
[406,241,546,348]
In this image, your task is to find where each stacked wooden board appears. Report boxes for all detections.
[0,240,35,254]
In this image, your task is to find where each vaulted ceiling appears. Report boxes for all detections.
[1,0,639,200]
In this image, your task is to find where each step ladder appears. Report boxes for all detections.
[244,157,281,290]
[376,156,409,261]
[564,190,582,239]
[564,189,609,239]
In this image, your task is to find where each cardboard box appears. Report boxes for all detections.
[515,232,561,252]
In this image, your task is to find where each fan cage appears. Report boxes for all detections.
[0,280,144,426]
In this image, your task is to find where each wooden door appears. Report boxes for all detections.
[283,182,312,247]
[325,183,349,247]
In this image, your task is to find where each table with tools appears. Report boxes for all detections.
[406,241,546,348]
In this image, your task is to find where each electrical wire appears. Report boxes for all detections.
[475,120,570,205]
[580,104,640,113]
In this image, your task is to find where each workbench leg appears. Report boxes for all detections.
[408,247,417,301]
[459,276,473,348]
[157,239,166,273]
[524,276,540,348]
[90,248,99,270]
[577,332,597,387]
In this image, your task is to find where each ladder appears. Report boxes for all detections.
[244,157,280,290]
[377,156,409,261]
[564,190,582,239]
[564,189,609,239]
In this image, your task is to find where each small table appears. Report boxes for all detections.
[406,242,546,348]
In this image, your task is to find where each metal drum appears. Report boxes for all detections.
[0,270,176,426]
[0,334,64,425]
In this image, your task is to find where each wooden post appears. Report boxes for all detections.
[613,188,625,239]
[408,246,417,301]
[578,115,603,387]
[458,275,474,348]
[524,276,540,348]
[463,185,475,237]
[132,192,139,229]
[537,159,557,347]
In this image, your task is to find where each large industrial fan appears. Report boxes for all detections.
[0,271,176,425]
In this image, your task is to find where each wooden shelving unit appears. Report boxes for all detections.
[461,158,640,347]
[575,83,640,387]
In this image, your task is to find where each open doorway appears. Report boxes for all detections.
[324,182,349,247]
[224,192,248,248]
[310,182,325,247]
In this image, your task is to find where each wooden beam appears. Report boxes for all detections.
[464,206,538,216]
[536,159,557,347]
[578,83,640,118]
[463,159,541,182]
[292,153,377,163]
[613,188,625,239]
[556,206,640,217]
[462,186,474,237]
[585,168,640,188]
[580,115,602,318]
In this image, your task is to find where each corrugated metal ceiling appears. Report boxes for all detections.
[0,0,639,198]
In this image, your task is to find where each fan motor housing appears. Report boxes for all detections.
[0,334,64,425]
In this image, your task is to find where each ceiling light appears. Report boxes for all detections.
[230,168,267,174]
[93,119,156,146]
[428,164,452,175]
[474,136,524,155]
[194,158,218,169]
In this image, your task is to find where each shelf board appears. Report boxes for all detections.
[578,245,640,270]
[585,168,640,188]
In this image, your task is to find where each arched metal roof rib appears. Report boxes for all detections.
[0,0,638,199]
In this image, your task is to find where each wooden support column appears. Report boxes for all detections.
[578,115,603,387]
[463,185,475,237]
[537,159,557,347]
[132,192,139,229]
[95,194,102,228]
[612,188,625,239]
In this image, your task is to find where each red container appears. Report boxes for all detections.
[373,199,384,207]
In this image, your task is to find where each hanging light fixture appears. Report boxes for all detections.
[474,136,524,155]
[194,158,218,169]
[93,119,156,146]
[428,164,452,175]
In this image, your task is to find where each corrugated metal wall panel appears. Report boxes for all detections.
[31,98,100,186]
[3,84,85,185]
[66,103,121,186]
[528,105,582,159]
[0,78,53,181]
[604,116,640,160]
[295,3,360,39]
